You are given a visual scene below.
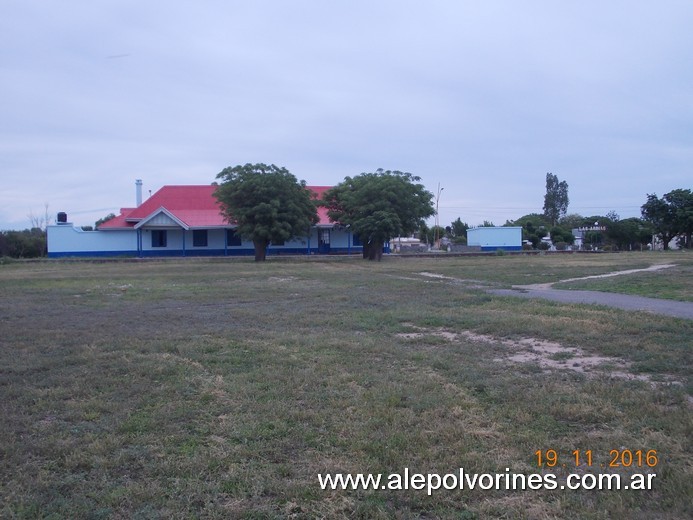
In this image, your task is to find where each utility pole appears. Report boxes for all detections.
[434,183,444,249]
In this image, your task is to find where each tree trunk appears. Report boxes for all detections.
[362,242,370,259]
[662,233,671,251]
[253,239,268,261]
[367,240,383,261]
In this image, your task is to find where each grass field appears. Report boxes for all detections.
[0,252,691,519]
[554,259,693,302]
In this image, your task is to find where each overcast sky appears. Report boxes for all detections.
[1,0,691,231]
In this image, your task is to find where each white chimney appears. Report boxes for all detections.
[136,179,143,207]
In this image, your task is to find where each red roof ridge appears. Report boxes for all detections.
[98,183,334,230]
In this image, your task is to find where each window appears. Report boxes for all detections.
[352,233,362,246]
[320,229,330,244]
[151,230,167,247]
[226,229,242,246]
[193,230,208,247]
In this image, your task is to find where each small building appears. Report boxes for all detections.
[466,226,522,251]
[572,225,607,250]
[47,183,371,258]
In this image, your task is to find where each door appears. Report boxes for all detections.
[318,228,331,253]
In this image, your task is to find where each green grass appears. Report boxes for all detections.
[554,256,693,301]
[0,252,691,519]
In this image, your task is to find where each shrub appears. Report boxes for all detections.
[0,229,47,258]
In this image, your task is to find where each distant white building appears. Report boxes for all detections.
[572,225,607,250]
[467,227,522,251]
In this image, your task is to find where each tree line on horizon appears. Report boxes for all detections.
[422,174,691,252]
[1,169,690,258]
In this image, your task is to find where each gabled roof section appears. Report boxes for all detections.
[134,207,189,230]
[127,185,224,225]
[98,185,227,230]
[98,184,334,230]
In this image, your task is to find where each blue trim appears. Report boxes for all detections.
[479,246,522,251]
[49,251,140,258]
[48,246,367,258]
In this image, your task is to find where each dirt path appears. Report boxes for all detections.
[512,263,677,290]
[489,264,693,320]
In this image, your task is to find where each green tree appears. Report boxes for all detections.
[418,223,429,243]
[606,217,652,250]
[323,169,434,261]
[543,172,569,227]
[95,213,117,228]
[448,218,469,244]
[606,210,620,222]
[664,189,693,248]
[513,213,552,229]
[512,213,550,249]
[549,226,575,246]
[558,213,586,230]
[420,225,446,247]
[0,229,46,258]
[641,193,678,250]
[214,163,318,261]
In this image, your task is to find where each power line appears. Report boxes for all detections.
[440,205,643,210]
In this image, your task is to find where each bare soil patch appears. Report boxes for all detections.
[396,324,684,389]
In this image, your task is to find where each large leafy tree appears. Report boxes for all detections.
[641,189,693,249]
[665,189,693,248]
[323,169,434,261]
[543,172,569,227]
[214,163,318,261]
[605,217,652,251]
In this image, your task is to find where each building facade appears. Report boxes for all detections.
[47,184,370,258]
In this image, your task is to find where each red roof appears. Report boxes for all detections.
[98,184,333,230]
[307,186,332,227]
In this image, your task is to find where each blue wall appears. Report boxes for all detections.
[467,227,522,250]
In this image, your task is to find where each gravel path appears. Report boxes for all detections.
[489,287,693,320]
[488,263,693,320]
